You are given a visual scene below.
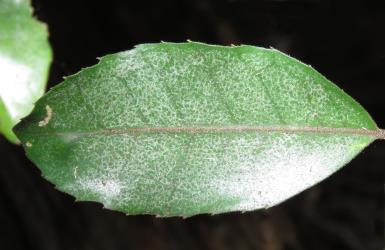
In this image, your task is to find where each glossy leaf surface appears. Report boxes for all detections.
[14,42,382,217]
[0,0,52,142]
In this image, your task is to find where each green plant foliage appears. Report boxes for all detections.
[14,42,384,217]
[0,0,52,143]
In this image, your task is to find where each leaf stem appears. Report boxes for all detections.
[376,129,385,140]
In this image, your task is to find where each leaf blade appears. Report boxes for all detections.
[0,0,52,143]
[14,42,378,216]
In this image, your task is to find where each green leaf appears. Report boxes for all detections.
[0,0,52,143]
[14,42,384,217]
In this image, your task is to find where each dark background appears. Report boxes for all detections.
[1,0,384,249]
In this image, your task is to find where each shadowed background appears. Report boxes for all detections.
[1,0,384,249]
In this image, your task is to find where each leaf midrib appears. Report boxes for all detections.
[31,125,385,140]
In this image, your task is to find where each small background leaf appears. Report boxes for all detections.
[0,0,52,143]
[15,42,381,217]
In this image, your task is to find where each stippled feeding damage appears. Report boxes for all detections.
[15,42,380,217]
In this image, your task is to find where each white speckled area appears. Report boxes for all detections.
[15,42,379,217]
